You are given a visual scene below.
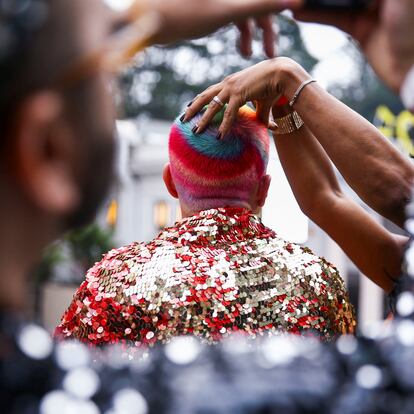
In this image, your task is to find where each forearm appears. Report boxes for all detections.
[272,112,341,215]
[184,56,414,229]
[312,194,405,292]
[273,122,405,292]
[281,64,414,228]
[147,0,300,46]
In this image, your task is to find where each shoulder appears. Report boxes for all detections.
[89,239,180,271]
[84,239,181,292]
[94,241,147,269]
[267,236,343,278]
[85,242,148,282]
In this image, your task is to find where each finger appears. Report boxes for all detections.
[218,97,242,138]
[236,19,253,57]
[255,98,274,128]
[274,16,279,57]
[268,111,277,131]
[195,91,229,134]
[184,84,221,122]
[256,15,275,58]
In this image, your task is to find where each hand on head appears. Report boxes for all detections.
[183,58,310,137]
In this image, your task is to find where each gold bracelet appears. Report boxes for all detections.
[273,111,304,135]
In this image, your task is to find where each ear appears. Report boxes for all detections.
[163,163,179,199]
[11,91,81,215]
[257,174,271,208]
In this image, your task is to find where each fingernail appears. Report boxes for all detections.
[192,124,199,134]
[216,132,222,140]
[179,114,186,123]
[186,100,193,107]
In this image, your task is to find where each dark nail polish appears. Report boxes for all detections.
[192,124,199,134]
[216,132,222,140]
[179,114,185,123]
[186,100,193,107]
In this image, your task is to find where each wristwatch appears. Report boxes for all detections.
[273,111,304,135]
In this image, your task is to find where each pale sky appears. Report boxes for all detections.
[299,22,359,88]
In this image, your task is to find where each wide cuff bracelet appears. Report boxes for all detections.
[273,111,304,135]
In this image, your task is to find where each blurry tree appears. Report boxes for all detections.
[33,223,115,286]
[117,17,318,121]
[33,223,114,318]
[65,223,115,271]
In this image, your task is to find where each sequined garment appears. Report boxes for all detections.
[56,208,355,345]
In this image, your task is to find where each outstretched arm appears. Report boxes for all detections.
[286,71,414,229]
[185,58,414,228]
[272,104,406,292]
[147,0,302,56]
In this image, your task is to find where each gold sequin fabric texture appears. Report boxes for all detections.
[56,208,356,345]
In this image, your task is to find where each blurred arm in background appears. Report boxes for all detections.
[147,0,303,57]
[293,0,414,99]
[149,0,414,95]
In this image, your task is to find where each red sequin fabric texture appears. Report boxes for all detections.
[56,208,356,345]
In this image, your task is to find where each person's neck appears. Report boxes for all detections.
[180,200,256,219]
[0,199,57,314]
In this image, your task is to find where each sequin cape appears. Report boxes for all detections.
[56,208,356,345]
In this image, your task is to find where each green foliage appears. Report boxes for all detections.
[64,223,114,269]
[33,243,65,286]
[34,223,115,285]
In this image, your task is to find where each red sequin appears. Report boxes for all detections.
[56,208,356,346]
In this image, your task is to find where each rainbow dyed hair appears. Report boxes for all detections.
[168,105,270,212]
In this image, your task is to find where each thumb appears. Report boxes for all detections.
[256,99,274,128]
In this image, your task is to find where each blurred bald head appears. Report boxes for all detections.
[0,0,117,233]
[0,0,113,134]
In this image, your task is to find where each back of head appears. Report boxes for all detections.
[0,0,115,229]
[169,106,270,213]
[0,0,80,137]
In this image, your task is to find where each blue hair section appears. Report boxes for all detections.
[173,107,270,164]
[175,116,246,160]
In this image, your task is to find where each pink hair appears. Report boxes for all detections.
[169,105,270,212]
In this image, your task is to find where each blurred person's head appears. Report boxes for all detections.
[0,0,117,309]
[164,105,271,217]
[0,0,116,234]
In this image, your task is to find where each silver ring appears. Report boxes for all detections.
[212,96,224,107]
